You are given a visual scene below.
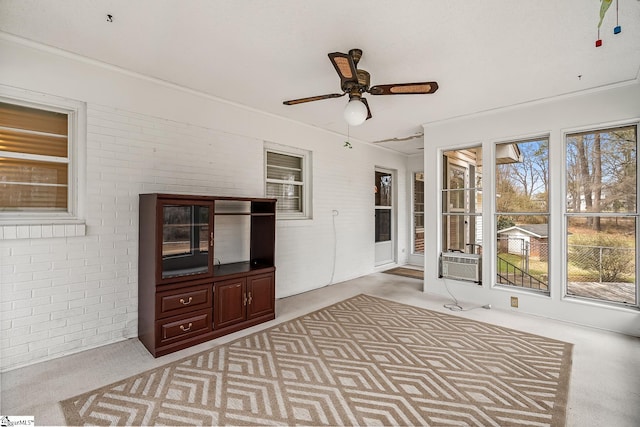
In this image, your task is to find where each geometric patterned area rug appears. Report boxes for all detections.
[61,294,572,426]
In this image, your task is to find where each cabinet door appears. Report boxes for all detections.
[247,273,275,320]
[159,200,214,283]
[214,278,247,329]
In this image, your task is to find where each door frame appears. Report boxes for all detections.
[374,166,397,267]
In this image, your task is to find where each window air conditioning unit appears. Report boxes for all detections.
[440,252,482,283]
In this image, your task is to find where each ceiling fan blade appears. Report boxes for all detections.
[369,82,439,95]
[328,52,358,84]
[360,97,373,120]
[283,93,345,105]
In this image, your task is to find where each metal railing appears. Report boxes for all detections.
[497,255,548,291]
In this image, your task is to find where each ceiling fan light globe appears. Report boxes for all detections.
[343,99,368,126]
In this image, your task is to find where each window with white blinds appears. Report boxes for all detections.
[0,88,85,225]
[0,102,69,211]
[265,145,311,219]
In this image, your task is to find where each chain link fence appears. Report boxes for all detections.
[498,237,636,304]
[567,244,635,283]
[497,238,636,285]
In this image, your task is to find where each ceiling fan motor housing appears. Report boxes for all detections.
[348,48,363,65]
[357,70,370,90]
[342,70,370,94]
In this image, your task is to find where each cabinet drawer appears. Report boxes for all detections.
[156,309,212,345]
[157,284,212,318]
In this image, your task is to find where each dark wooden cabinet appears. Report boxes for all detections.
[139,194,276,357]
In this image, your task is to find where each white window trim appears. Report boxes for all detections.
[264,142,312,220]
[561,119,639,310]
[0,85,86,235]
[441,149,483,255]
[493,136,551,294]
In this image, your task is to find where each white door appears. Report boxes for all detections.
[375,168,395,266]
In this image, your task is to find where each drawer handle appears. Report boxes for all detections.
[180,322,193,332]
[179,297,193,305]
[247,291,253,305]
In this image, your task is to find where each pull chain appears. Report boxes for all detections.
[344,125,353,149]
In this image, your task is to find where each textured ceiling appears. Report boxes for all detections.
[1,0,639,154]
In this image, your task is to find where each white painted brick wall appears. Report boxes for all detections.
[0,104,267,371]
[0,43,411,371]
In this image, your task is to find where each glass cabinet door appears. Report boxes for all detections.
[161,201,213,280]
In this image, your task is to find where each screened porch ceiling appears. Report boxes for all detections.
[1,0,639,155]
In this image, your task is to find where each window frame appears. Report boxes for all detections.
[264,142,312,220]
[494,135,551,295]
[441,147,483,256]
[0,85,86,226]
[562,121,639,310]
[412,171,425,255]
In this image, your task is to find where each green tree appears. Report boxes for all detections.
[497,215,515,231]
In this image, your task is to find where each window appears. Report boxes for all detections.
[0,87,85,225]
[265,144,311,219]
[495,137,549,293]
[413,172,424,254]
[441,146,483,259]
[375,170,393,243]
[565,124,637,307]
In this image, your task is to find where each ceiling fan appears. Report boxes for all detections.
[283,48,438,126]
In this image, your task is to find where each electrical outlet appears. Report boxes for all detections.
[510,296,519,308]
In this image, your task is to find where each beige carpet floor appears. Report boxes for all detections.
[60,294,572,426]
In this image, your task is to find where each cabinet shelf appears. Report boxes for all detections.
[213,261,274,278]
